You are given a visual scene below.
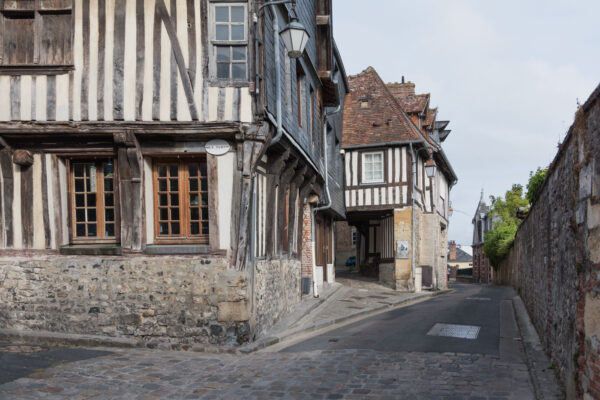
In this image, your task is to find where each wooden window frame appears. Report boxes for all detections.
[361,150,385,184]
[67,157,120,245]
[210,2,248,82]
[0,0,74,74]
[152,158,210,245]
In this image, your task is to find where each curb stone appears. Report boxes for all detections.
[239,289,452,354]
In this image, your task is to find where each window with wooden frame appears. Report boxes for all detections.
[361,151,384,184]
[153,159,209,243]
[211,2,247,80]
[0,0,73,71]
[69,158,118,243]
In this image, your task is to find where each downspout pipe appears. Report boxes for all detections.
[409,142,417,292]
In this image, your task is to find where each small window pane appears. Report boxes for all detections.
[76,224,85,236]
[171,208,179,220]
[170,179,178,191]
[75,179,84,192]
[216,24,229,40]
[231,6,244,23]
[169,165,178,177]
[171,223,180,235]
[159,223,169,235]
[216,46,230,62]
[104,179,113,192]
[232,63,246,79]
[105,193,114,207]
[105,223,115,237]
[159,194,168,206]
[201,194,208,206]
[200,164,207,176]
[87,209,97,222]
[201,208,208,220]
[217,63,230,79]
[201,179,207,191]
[75,194,85,207]
[232,46,246,61]
[170,194,179,206]
[105,209,114,222]
[74,164,84,177]
[159,179,167,191]
[159,208,168,221]
[190,222,200,235]
[189,165,198,177]
[190,208,199,220]
[190,194,199,206]
[202,222,209,235]
[87,224,97,237]
[158,165,167,177]
[76,209,85,222]
[231,25,244,40]
[189,179,198,192]
[215,6,228,22]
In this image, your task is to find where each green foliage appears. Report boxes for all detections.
[484,184,529,267]
[526,167,548,204]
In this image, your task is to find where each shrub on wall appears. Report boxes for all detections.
[526,167,548,205]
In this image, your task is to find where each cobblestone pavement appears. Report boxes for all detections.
[0,346,535,400]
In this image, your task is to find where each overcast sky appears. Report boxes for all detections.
[333,0,599,245]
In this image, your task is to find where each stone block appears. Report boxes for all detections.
[585,293,600,341]
[217,301,249,322]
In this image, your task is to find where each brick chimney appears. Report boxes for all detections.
[387,77,415,98]
[449,241,457,261]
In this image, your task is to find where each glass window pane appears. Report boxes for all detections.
[87,224,97,237]
[105,223,115,237]
[190,208,199,220]
[74,164,84,177]
[190,194,199,206]
[231,6,244,23]
[232,46,246,61]
[200,164,207,176]
[158,165,167,177]
[188,165,198,177]
[217,63,230,79]
[171,223,180,235]
[202,208,208,220]
[159,194,168,206]
[201,178,207,191]
[105,193,114,207]
[170,194,179,206]
[170,179,178,191]
[171,208,179,221]
[159,179,167,191]
[75,179,84,192]
[76,224,85,237]
[189,179,198,192]
[216,24,229,40]
[202,222,209,235]
[232,63,246,79]
[76,209,85,222]
[231,25,244,40]
[216,46,230,62]
[104,178,113,192]
[76,194,85,207]
[190,222,200,235]
[201,194,208,206]
[215,6,228,22]
[105,208,114,222]
[159,222,169,235]
[169,165,178,177]
[159,208,168,221]
[87,194,96,206]
[104,160,114,176]
[87,209,97,222]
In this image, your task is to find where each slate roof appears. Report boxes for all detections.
[342,67,424,148]
[449,247,473,263]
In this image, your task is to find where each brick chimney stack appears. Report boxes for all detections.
[449,241,457,261]
[387,80,416,98]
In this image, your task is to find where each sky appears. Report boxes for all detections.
[333,0,600,245]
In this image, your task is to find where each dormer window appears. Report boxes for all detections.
[359,98,370,108]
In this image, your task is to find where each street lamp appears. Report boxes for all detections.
[425,158,437,178]
[279,13,310,59]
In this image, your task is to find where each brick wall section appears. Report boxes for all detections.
[301,203,313,279]
[496,84,600,399]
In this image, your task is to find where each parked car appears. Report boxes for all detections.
[345,256,356,266]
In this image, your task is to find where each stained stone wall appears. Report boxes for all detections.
[253,259,301,337]
[0,256,251,346]
[496,84,600,400]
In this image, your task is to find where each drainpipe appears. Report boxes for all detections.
[310,100,342,296]
[408,142,417,292]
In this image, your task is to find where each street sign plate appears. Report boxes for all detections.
[427,323,480,339]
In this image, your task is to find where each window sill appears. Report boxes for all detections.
[60,244,122,256]
[360,181,386,186]
[0,64,75,75]
[143,244,214,255]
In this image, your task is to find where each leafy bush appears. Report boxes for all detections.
[526,167,548,204]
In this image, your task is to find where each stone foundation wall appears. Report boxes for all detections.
[0,256,251,346]
[253,259,301,337]
[496,85,600,399]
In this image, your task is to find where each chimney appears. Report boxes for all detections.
[449,241,457,261]
[386,81,416,98]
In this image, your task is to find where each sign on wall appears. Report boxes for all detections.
[205,139,230,156]
[396,240,409,259]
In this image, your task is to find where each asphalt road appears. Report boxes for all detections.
[282,283,518,356]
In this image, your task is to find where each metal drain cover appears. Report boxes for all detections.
[427,323,480,339]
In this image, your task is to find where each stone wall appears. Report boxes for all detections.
[496,85,600,399]
[0,256,251,346]
[253,259,301,337]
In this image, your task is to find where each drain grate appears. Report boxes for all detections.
[466,297,491,301]
[427,323,480,339]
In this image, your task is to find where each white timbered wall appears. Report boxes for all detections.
[344,146,410,209]
[0,0,253,123]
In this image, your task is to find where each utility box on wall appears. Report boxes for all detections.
[301,277,311,295]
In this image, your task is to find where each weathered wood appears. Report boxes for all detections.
[51,155,63,249]
[0,136,10,150]
[10,76,20,121]
[113,0,126,120]
[229,161,242,262]
[12,150,34,167]
[200,0,209,121]
[264,173,276,257]
[152,0,161,120]
[187,0,196,87]
[46,75,56,121]
[97,0,106,120]
[41,154,51,248]
[207,154,220,251]
[135,0,145,120]
[218,88,226,120]
[81,0,90,121]
[21,164,34,249]
[169,0,177,121]
[0,150,14,248]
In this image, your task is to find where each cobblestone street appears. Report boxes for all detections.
[0,347,534,400]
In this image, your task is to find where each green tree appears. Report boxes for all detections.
[526,167,548,204]
[484,184,529,267]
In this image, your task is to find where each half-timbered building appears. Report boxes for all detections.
[0,0,346,345]
[339,67,457,291]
